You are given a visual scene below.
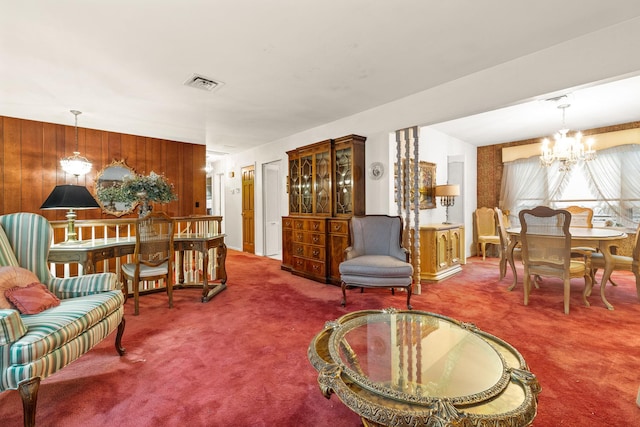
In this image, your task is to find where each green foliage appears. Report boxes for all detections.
[121,172,178,203]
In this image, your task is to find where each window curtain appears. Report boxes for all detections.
[500,144,640,226]
[584,145,640,226]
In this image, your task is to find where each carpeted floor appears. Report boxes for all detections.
[1,250,640,426]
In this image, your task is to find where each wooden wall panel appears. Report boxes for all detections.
[3,118,21,214]
[20,120,42,215]
[0,115,206,219]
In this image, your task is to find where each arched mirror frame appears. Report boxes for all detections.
[94,159,138,217]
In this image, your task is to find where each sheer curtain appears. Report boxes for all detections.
[500,144,640,226]
[585,145,640,226]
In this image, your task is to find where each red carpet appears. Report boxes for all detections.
[1,250,640,426]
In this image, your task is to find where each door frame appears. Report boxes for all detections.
[262,160,282,258]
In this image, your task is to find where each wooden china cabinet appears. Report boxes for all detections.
[282,134,366,284]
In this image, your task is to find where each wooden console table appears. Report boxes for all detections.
[48,233,227,302]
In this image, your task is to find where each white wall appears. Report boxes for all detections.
[212,17,640,255]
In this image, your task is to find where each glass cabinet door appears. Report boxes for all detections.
[315,150,331,214]
[300,154,313,213]
[289,158,300,213]
[334,146,353,215]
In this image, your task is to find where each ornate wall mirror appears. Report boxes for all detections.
[95,160,137,217]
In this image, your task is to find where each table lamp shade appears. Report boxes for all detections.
[435,184,460,197]
[41,185,100,209]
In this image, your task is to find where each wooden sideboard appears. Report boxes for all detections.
[419,223,465,282]
[281,134,365,284]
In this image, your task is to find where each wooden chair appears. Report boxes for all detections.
[339,215,414,309]
[590,222,640,296]
[121,212,175,315]
[519,206,592,314]
[475,207,500,260]
[565,206,594,228]
[495,208,521,286]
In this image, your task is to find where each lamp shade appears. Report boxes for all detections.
[435,184,460,197]
[40,185,100,209]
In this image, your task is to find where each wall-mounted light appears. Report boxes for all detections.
[228,171,235,178]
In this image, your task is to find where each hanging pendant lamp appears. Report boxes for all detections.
[60,110,92,176]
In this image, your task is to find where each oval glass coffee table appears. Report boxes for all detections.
[308,309,540,427]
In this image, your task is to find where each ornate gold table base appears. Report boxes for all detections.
[308,309,540,427]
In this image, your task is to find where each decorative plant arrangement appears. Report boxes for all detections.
[97,172,178,217]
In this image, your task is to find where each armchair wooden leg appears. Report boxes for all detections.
[115,317,126,356]
[341,281,347,307]
[406,286,413,310]
[167,279,173,309]
[18,377,40,427]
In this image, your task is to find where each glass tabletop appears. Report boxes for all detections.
[327,311,510,405]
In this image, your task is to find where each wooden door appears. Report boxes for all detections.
[242,165,255,253]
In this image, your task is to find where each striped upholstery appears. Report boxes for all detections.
[0,310,27,346]
[0,225,19,267]
[0,213,124,394]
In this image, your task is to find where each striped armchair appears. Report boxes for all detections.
[0,213,125,427]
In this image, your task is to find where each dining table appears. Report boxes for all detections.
[506,227,627,310]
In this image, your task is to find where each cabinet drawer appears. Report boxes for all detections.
[94,248,115,262]
[305,245,325,261]
[292,256,306,270]
[293,219,307,230]
[328,219,348,235]
[306,232,325,246]
[308,220,325,233]
[293,231,306,243]
[283,217,293,229]
[306,259,326,276]
[292,243,306,257]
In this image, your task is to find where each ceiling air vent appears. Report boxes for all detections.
[184,74,223,92]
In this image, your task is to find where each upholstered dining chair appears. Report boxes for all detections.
[121,212,175,315]
[339,215,414,309]
[590,222,640,295]
[564,206,594,228]
[519,206,593,314]
[475,207,500,260]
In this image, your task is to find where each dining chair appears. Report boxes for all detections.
[565,206,594,228]
[565,206,598,254]
[590,222,640,296]
[339,215,414,309]
[519,206,593,314]
[121,212,175,315]
[475,207,500,260]
[495,207,521,286]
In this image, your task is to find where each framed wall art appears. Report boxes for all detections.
[394,160,436,210]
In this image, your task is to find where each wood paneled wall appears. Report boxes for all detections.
[0,115,207,221]
[477,120,640,209]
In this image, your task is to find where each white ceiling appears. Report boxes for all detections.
[2,1,640,155]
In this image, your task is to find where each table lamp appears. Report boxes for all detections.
[435,184,460,224]
[40,185,100,242]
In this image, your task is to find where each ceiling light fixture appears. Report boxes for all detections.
[540,100,595,172]
[60,110,93,176]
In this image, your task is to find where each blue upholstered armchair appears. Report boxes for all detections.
[339,215,414,309]
[0,213,125,427]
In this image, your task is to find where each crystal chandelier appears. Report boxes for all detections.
[540,102,595,172]
[60,110,92,176]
